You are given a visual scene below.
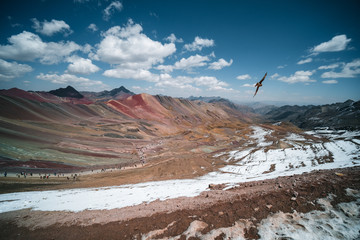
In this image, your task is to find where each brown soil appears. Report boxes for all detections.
[1,167,359,240]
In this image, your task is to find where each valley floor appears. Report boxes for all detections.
[0,124,359,239]
[0,167,359,239]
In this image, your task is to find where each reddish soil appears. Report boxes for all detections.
[0,167,359,240]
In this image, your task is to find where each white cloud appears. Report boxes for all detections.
[103,68,159,82]
[88,23,98,32]
[106,67,232,92]
[155,74,231,92]
[37,73,106,87]
[322,80,338,84]
[0,31,81,64]
[321,59,360,78]
[95,20,175,70]
[66,55,100,75]
[270,73,279,79]
[278,70,316,84]
[312,34,351,53]
[175,55,210,70]
[0,59,33,81]
[82,43,93,54]
[158,54,211,72]
[193,76,229,91]
[209,58,233,70]
[242,83,254,87]
[103,1,123,21]
[236,74,251,80]
[31,18,72,36]
[277,65,287,69]
[165,33,183,43]
[318,63,340,70]
[297,57,313,65]
[131,86,142,90]
[155,75,201,91]
[184,36,214,51]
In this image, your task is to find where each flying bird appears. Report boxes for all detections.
[253,72,267,97]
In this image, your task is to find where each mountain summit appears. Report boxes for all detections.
[100,86,134,97]
[81,86,135,101]
[49,86,84,99]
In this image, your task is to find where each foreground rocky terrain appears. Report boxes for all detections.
[1,167,359,239]
[0,86,359,239]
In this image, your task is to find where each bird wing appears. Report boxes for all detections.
[253,86,260,97]
[259,72,267,84]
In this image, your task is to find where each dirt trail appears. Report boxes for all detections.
[1,167,359,240]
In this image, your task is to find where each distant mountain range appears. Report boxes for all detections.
[1,85,359,130]
[188,95,360,130]
[81,86,135,102]
[264,100,360,130]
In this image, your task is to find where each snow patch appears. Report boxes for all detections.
[257,191,360,240]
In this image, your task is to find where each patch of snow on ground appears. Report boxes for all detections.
[257,190,360,240]
[249,126,273,147]
[226,148,254,162]
[286,133,306,141]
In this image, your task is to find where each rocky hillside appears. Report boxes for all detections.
[264,99,360,130]
[0,86,248,170]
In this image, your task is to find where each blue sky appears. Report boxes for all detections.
[0,0,359,105]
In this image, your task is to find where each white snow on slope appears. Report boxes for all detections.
[258,189,360,240]
[0,126,359,213]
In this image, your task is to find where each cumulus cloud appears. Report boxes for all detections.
[31,18,72,36]
[297,57,313,65]
[236,74,251,80]
[318,63,340,70]
[321,59,360,78]
[0,59,33,81]
[165,33,183,43]
[270,73,279,79]
[95,20,175,70]
[103,1,123,21]
[312,34,351,53]
[66,55,100,75]
[88,23,98,32]
[322,80,338,84]
[37,73,106,87]
[193,76,230,90]
[155,74,201,92]
[242,83,254,87]
[155,74,231,92]
[0,31,81,64]
[175,55,210,70]
[157,54,210,72]
[103,68,159,82]
[209,58,233,70]
[278,70,316,84]
[184,36,214,51]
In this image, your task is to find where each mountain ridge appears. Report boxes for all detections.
[49,85,84,99]
[264,99,360,130]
